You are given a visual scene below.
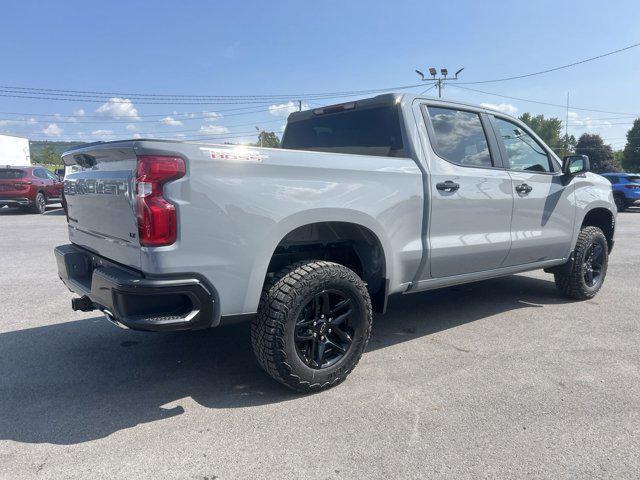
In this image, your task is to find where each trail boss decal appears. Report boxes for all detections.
[200,147,266,163]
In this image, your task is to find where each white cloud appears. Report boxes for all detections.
[567,111,613,133]
[269,101,308,117]
[95,97,140,120]
[43,123,63,137]
[160,116,183,126]
[188,111,221,120]
[480,103,518,115]
[132,133,142,139]
[91,129,113,136]
[1,118,38,127]
[73,108,85,117]
[199,124,230,135]
[126,124,136,131]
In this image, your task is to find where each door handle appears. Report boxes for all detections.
[436,180,460,192]
[515,183,533,194]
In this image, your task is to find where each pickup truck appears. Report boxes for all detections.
[55,93,616,392]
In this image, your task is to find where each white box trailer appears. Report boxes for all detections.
[0,134,31,166]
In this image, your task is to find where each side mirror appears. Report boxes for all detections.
[562,154,590,176]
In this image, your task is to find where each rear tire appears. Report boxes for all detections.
[554,226,608,300]
[251,260,372,392]
[30,192,46,214]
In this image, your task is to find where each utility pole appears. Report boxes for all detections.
[415,67,464,98]
[298,100,302,112]
[564,92,570,156]
[255,126,262,147]
[565,92,570,139]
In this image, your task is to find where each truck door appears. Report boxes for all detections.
[418,104,514,278]
[489,115,575,266]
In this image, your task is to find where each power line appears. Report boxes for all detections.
[458,41,640,85]
[452,85,640,116]
[1,40,638,102]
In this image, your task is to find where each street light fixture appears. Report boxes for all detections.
[415,66,464,98]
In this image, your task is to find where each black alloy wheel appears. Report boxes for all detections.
[294,289,355,369]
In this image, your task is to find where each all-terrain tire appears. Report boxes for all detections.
[30,192,46,214]
[554,226,608,300]
[251,260,372,392]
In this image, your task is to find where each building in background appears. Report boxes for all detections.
[0,134,31,166]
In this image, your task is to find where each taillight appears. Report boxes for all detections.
[624,184,640,189]
[136,155,185,246]
[14,180,32,190]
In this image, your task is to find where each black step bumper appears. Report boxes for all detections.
[55,244,218,331]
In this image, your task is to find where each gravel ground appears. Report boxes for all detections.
[0,205,638,479]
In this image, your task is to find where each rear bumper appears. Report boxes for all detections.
[55,243,218,331]
[0,197,32,206]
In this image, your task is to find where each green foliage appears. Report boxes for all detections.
[622,118,640,172]
[518,113,565,153]
[254,131,280,148]
[575,133,621,173]
[30,140,84,165]
[556,133,577,158]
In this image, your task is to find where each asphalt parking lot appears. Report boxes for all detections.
[1,205,639,479]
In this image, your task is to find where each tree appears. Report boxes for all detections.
[519,113,563,152]
[622,118,640,172]
[35,144,62,165]
[575,133,620,173]
[557,133,577,158]
[254,131,280,148]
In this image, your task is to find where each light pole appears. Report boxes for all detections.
[415,67,464,98]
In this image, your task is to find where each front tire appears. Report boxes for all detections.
[554,226,608,300]
[251,261,372,392]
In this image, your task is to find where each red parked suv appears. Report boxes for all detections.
[0,166,63,214]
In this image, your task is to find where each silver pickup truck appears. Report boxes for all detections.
[55,93,616,392]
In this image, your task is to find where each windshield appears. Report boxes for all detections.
[282,106,405,157]
[0,169,26,179]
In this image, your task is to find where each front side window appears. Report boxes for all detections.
[494,117,552,172]
[427,107,492,167]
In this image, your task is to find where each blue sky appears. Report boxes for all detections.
[0,0,639,149]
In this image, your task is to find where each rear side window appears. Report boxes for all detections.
[282,106,405,157]
[427,106,493,167]
[0,169,25,179]
[493,117,552,173]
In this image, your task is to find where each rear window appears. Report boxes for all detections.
[282,106,405,157]
[627,175,640,183]
[0,169,25,179]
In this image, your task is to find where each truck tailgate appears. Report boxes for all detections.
[62,144,141,269]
